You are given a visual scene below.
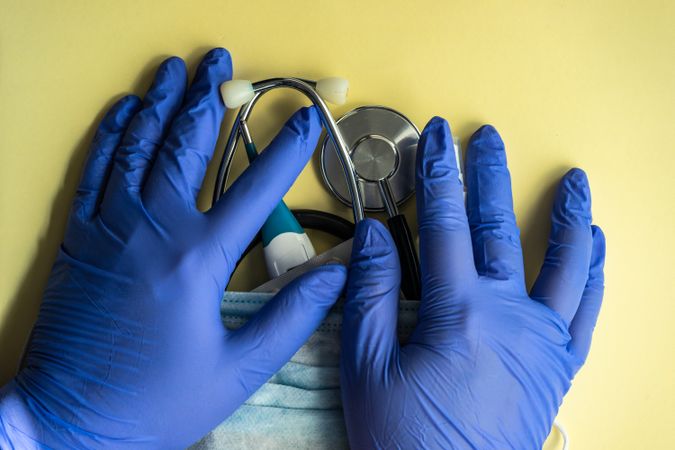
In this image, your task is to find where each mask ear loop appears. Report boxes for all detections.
[552,420,569,450]
[213,78,365,224]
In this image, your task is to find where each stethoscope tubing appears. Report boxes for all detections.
[213,78,365,223]
[212,78,421,299]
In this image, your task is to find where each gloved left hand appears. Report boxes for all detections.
[340,118,605,449]
[0,48,346,449]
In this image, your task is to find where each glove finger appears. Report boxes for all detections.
[530,168,594,326]
[206,106,322,273]
[227,264,346,388]
[416,117,477,303]
[568,225,606,369]
[102,57,187,211]
[144,48,232,210]
[341,219,401,382]
[466,125,525,283]
[72,95,141,222]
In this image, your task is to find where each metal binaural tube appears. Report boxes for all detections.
[378,179,399,218]
[212,78,365,223]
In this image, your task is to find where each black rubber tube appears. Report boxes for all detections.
[387,214,421,300]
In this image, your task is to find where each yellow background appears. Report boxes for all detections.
[1,1,674,448]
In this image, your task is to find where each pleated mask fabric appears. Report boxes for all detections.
[190,291,419,450]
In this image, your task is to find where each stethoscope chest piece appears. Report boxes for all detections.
[320,106,419,211]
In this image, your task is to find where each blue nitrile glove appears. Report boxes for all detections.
[340,118,606,449]
[0,48,347,449]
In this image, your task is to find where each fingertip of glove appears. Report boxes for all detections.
[158,56,187,83]
[564,167,589,186]
[160,55,187,72]
[199,47,233,81]
[475,123,499,136]
[353,219,394,257]
[205,47,232,64]
[315,262,347,282]
[119,93,142,107]
[417,116,460,180]
[468,124,506,164]
[286,106,322,142]
[590,225,606,267]
[564,168,591,204]
[422,116,452,140]
[427,115,449,128]
[292,264,346,307]
[148,57,188,102]
[555,168,592,224]
[104,95,141,131]
[118,94,142,113]
[299,105,321,126]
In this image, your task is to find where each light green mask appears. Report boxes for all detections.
[190,291,419,450]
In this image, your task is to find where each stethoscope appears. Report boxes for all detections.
[211,78,570,450]
[212,77,421,300]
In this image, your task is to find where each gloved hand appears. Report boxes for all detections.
[341,118,606,449]
[0,48,347,449]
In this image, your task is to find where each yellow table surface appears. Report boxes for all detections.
[1,1,674,448]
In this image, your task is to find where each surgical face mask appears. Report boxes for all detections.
[189,292,419,450]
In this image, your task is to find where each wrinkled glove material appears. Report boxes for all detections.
[339,119,605,449]
[0,48,348,449]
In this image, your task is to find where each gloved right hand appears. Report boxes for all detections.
[0,48,346,449]
[340,118,606,449]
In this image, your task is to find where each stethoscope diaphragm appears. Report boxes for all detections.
[320,106,419,212]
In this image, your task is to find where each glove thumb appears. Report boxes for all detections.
[229,264,346,389]
[341,219,401,383]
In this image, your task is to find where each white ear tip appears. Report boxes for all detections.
[316,77,349,105]
[220,80,255,108]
